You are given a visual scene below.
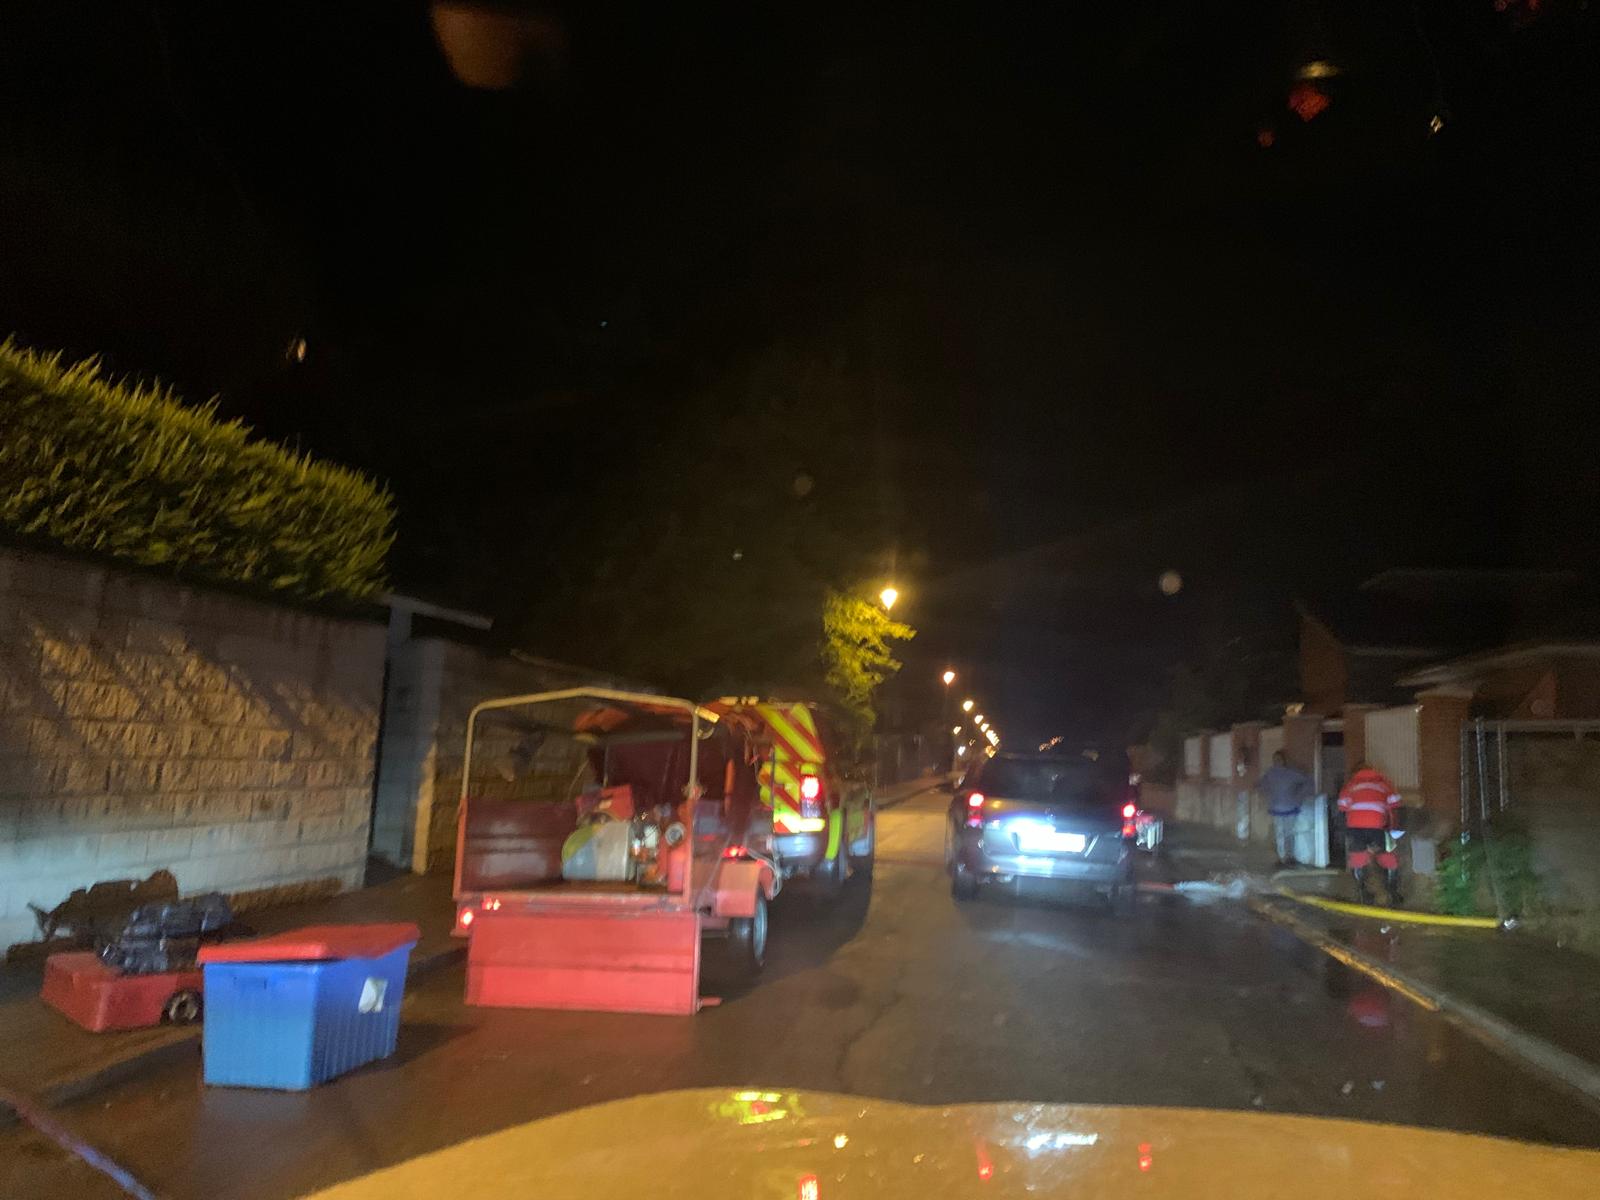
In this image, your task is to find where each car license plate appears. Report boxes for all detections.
[1018,830,1086,854]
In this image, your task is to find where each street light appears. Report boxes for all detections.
[974,714,985,725]
[941,669,956,686]
[951,725,962,735]
[961,698,974,712]
[879,585,899,611]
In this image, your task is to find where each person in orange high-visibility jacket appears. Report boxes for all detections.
[1338,763,1404,906]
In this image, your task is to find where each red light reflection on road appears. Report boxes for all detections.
[1138,1142,1153,1173]
[974,1137,994,1182]
[798,1172,819,1200]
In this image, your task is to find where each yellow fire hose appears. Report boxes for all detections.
[1276,886,1503,929]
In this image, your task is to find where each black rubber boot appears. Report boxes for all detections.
[1351,867,1373,905]
[1385,869,1404,908]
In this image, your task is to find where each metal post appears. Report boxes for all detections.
[1496,723,1508,813]
[1472,720,1484,832]
[1459,722,1469,838]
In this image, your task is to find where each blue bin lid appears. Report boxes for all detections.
[198,923,420,964]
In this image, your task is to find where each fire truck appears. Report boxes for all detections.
[710,698,876,898]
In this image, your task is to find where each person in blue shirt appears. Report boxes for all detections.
[1256,751,1312,867]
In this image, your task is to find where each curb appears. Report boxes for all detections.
[2,941,467,1121]
[1248,896,1600,1111]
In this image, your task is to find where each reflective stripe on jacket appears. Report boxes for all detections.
[1338,769,1401,829]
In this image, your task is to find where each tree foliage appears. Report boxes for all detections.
[1143,627,1296,782]
[822,589,915,738]
[521,342,908,701]
[0,338,393,602]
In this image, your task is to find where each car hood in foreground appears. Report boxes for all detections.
[304,1089,1600,1199]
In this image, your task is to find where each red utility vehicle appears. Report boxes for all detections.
[452,688,778,1015]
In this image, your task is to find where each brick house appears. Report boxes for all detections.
[1180,569,1600,851]
[1399,644,1600,720]
[1296,569,1592,714]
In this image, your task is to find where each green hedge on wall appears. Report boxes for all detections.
[0,338,394,603]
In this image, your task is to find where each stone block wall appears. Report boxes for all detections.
[0,546,386,951]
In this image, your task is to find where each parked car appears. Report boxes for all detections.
[945,751,1136,910]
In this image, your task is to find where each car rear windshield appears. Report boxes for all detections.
[979,759,1118,809]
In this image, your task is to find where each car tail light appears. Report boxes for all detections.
[965,792,985,828]
[1122,819,1137,839]
[799,773,824,818]
[1121,802,1137,819]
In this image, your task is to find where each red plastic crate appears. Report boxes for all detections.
[41,952,204,1032]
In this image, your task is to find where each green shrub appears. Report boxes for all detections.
[1436,816,1545,919]
[0,338,393,602]
[1435,840,1484,916]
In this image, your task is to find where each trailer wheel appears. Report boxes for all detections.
[724,892,768,977]
[163,989,203,1025]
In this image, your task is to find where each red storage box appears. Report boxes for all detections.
[42,952,204,1032]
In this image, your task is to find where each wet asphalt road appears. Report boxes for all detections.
[8,788,1600,1199]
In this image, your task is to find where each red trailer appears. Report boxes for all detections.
[41,952,203,1032]
[452,688,778,1015]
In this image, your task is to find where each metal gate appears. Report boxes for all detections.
[1460,718,1600,914]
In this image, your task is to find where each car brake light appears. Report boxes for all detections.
[1121,802,1136,819]
[1122,819,1137,838]
[967,793,985,809]
[798,773,824,819]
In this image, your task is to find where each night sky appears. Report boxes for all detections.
[3,2,1597,743]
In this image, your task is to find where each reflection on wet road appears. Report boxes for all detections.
[7,790,1600,1199]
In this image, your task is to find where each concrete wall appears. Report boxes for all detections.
[371,640,627,876]
[1364,705,1421,792]
[1258,725,1284,765]
[1206,732,1232,780]
[1175,727,1275,843]
[1182,735,1203,778]
[1505,736,1600,911]
[0,546,385,951]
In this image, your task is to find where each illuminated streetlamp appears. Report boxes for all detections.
[974,714,985,725]
[878,585,899,611]
[961,699,974,712]
[941,669,956,686]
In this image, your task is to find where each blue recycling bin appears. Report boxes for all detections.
[198,923,419,1090]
